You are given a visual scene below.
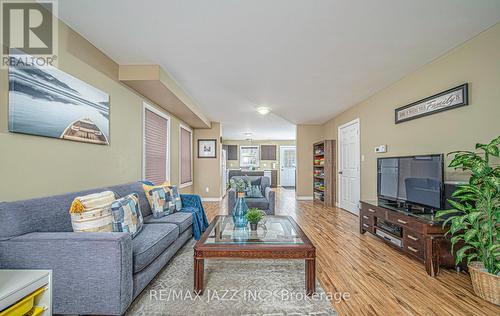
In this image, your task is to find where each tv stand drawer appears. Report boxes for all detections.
[404,242,424,260]
[387,212,424,232]
[361,204,385,218]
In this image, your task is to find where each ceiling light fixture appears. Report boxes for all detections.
[257,106,271,115]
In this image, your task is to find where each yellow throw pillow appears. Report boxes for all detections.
[69,191,116,232]
[142,181,171,210]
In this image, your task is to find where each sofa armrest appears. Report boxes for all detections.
[0,232,133,315]
[265,187,276,214]
[227,188,237,215]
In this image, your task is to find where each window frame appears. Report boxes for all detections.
[179,123,193,188]
[239,145,260,168]
[142,102,171,183]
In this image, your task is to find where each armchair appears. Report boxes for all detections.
[228,176,275,215]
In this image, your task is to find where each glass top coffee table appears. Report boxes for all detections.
[193,215,316,295]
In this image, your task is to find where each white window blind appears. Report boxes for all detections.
[144,108,169,184]
[180,125,192,186]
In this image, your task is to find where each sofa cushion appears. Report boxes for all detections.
[245,197,270,210]
[111,193,144,238]
[142,182,171,215]
[148,187,175,218]
[110,182,153,218]
[69,191,115,233]
[245,185,264,198]
[144,212,193,233]
[132,223,179,273]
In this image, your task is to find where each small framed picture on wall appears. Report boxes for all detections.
[198,139,217,158]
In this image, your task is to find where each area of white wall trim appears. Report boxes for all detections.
[201,196,223,202]
[179,123,193,189]
[337,117,361,215]
[296,196,313,201]
[142,102,171,182]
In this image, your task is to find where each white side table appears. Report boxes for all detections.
[0,270,52,315]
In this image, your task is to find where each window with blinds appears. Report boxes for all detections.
[180,125,192,186]
[144,107,169,185]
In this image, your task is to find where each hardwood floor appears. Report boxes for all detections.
[202,187,500,316]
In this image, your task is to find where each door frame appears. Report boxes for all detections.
[337,118,360,214]
[279,145,296,187]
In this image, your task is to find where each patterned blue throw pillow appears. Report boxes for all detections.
[169,185,183,211]
[245,185,264,198]
[111,193,144,238]
[148,187,175,218]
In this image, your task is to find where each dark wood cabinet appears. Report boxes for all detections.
[227,145,238,160]
[260,145,277,160]
[359,201,456,276]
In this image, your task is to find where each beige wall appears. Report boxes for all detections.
[305,22,500,202]
[296,125,324,197]
[193,122,222,199]
[0,20,193,201]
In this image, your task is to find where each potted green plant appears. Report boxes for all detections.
[436,136,499,305]
[246,208,265,231]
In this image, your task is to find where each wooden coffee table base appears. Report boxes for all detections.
[193,250,316,296]
[193,216,316,296]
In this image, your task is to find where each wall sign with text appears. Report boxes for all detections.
[395,83,469,124]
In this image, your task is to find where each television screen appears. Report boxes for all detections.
[377,155,443,209]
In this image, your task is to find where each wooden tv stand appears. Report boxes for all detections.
[360,200,455,276]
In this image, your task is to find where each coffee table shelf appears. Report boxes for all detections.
[193,215,316,295]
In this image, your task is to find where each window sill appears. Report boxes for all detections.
[180,182,193,189]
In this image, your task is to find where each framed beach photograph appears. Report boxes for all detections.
[198,139,217,158]
[8,56,110,145]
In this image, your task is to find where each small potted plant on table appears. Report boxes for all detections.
[246,208,265,231]
[436,136,499,305]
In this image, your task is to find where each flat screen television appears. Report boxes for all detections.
[377,154,444,210]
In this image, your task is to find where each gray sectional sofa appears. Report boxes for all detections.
[0,182,193,315]
[228,176,275,215]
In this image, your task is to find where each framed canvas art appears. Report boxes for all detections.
[198,139,217,158]
[8,56,110,145]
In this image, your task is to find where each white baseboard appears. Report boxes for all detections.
[201,196,222,202]
[296,196,313,201]
[336,202,340,207]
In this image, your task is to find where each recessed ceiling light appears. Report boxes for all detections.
[257,106,271,115]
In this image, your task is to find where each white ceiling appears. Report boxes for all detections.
[58,0,500,140]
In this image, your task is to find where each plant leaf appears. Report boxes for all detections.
[447,200,467,212]
[455,246,473,265]
[467,212,483,225]
[489,135,500,147]
[435,209,462,218]
[463,229,477,242]
[466,253,478,265]
[487,145,499,157]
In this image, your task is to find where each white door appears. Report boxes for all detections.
[280,146,296,187]
[338,119,360,215]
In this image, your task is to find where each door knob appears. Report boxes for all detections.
[338,171,343,175]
